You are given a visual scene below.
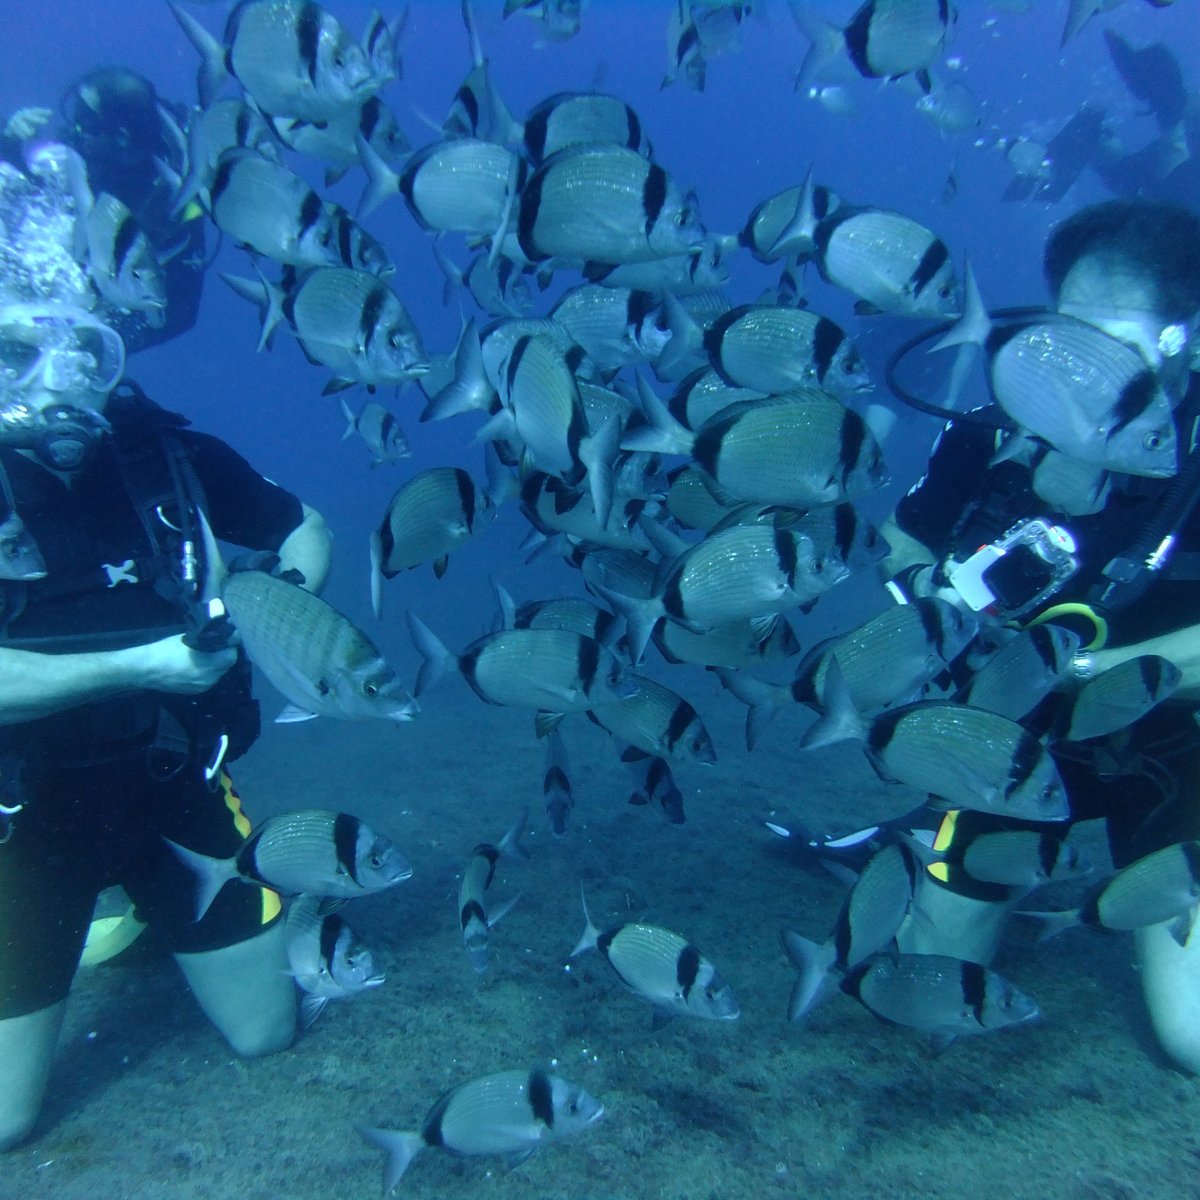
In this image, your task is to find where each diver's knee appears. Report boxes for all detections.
[897,873,1019,965]
[0,1105,40,1153]
[1137,919,1200,1074]
[224,1014,295,1059]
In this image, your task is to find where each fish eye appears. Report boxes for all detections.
[368,852,383,869]
[811,557,824,574]
[938,283,954,299]
[1144,430,1165,450]
[363,681,379,696]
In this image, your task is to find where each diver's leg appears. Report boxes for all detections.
[0,1001,66,1151]
[896,871,1019,965]
[1137,918,1200,1074]
[173,921,295,1057]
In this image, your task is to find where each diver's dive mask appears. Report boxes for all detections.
[0,304,123,468]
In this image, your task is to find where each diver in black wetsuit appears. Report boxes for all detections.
[878,198,1200,1073]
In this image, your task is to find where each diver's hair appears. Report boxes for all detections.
[1044,199,1200,321]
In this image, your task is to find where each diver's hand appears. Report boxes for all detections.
[4,106,52,141]
[131,634,238,694]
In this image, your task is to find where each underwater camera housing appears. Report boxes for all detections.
[947,517,1078,619]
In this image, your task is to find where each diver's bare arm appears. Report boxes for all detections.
[0,637,237,726]
[1090,625,1200,701]
[276,503,333,595]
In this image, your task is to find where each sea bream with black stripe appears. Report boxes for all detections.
[271,93,410,187]
[549,285,672,373]
[164,808,413,923]
[458,809,530,973]
[169,0,382,121]
[208,149,340,269]
[932,266,1178,476]
[359,1068,603,1192]
[341,397,410,467]
[516,143,705,265]
[1060,654,1182,742]
[542,728,575,836]
[658,301,873,397]
[570,886,739,1025]
[444,0,523,145]
[801,662,1069,822]
[805,206,960,318]
[957,625,1081,723]
[285,893,385,1028]
[740,171,841,264]
[586,673,717,765]
[523,91,653,164]
[624,384,888,511]
[406,612,639,713]
[171,98,280,218]
[838,953,1038,1051]
[76,191,166,322]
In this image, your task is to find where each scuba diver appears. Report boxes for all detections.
[2,66,206,353]
[877,198,1200,1073]
[0,118,333,1148]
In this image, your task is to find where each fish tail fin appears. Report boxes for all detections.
[422,318,493,421]
[487,155,522,269]
[167,1,230,108]
[652,293,705,381]
[161,837,238,923]
[798,655,865,750]
[768,166,820,261]
[780,930,836,1022]
[356,133,404,219]
[406,611,453,696]
[788,1,843,93]
[431,234,462,306]
[300,994,330,1030]
[482,440,519,509]
[588,581,662,667]
[570,881,601,958]
[1027,907,1082,943]
[340,396,358,442]
[711,667,780,752]
[579,413,620,530]
[369,529,386,620]
[491,578,516,632]
[928,258,987,410]
[357,1126,424,1194]
[619,372,694,457]
[498,806,531,860]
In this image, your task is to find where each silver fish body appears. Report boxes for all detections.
[524,91,652,163]
[517,144,705,265]
[286,893,384,1027]
[587,674,716,764]
[458,809,527,972]
[374,466,490,578]
[1083,841,1200,931]
[584,235,731,296]
[959,625,1080,722]
[654,612,800,670]
[342,398,410,466]
[272,94,409,178]
[400,138,524,236]
[957,830,1091,889]
[221,570,417,722]
[324,201,393,277]
[741,178,841,263]
[840,0,955,81]
[550,285,667,372]
[360,1069,603,1191]
[84,193,166,319]
[1063,655,1182,742]
[543,727,575,836]
[623,753,687,824]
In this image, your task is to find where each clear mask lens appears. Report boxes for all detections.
[0,308,125,398]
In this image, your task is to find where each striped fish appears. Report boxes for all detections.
[586,674,717,764]
[740,173,841,263]
[82,193,166,320]
[542,728,575,837]
[1062,654,1182,742]
[458,809,528,972]
[524,91,653,163]
[959,625,1080,722]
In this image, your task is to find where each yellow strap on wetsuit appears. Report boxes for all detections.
[218,771,282,925]
[1023,602,1109,650]
[925,810,958,882]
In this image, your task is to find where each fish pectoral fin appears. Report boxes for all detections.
[275,703,319,724]
[541,684,581,705]
[534,710,565,739]
[504,1147,539,1169]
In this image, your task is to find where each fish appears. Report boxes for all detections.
[957,625,1080,722]
[781,843,919,1020]
[169,0,381,121]
[0,512,47,581]
[570,886,739,1025]
[516,144,705,265]
[433,240,532,319]
[663,0,708,91]
[165,808,413,923]
[498,589,621,647]
[523,91,652,163]
[341,398,410,467]
[790,0,955,92]
[916,78,981,136]
[371,466,494,612]
[658,301,873,397]
[208,151,340,269]
[270,94,410,186]
[503,0,584,42]
[583,235,732,296]
[1103,31,1186,132]
[741,173,841,264]
[654,612,801,671]
[407,614,639,713]
[520,473,649,554]
[1034,841,1200,940]
[933,267,1178,477]
[596,521,851,665]
[625,386,888,511]
[586,675,716,764]
[324,202,394,278]
[623,753,687,824]
[839,953,1038,1050]
[805,206,960,318]
[1001,104,1106,204]
[446,0,523,145]
[542,728,575,836]
[903,825,1092,890]
[802,661,1070,822]
[1061,655,1182,743]
[171,98,279,217]
[458,809,529,972]
[549,285,669,374]
[359,1069,603,1192]
[220,569,418,723]
[285,894,385,1028]
[79,192,166,321]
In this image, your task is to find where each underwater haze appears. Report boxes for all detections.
[3,2,1200,1199]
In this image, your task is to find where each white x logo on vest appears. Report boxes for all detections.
[102,559,138,587]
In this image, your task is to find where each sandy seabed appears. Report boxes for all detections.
[3,676,1199,1200]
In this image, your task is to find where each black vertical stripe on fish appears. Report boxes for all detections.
[1180,840,1200,884]
[296,2,322,84]
[811,316,844,385]
[319,911,346,967]
[1028,625,1060,673]
[527,1069,555,1128]
[111,214,140,276]
[645,756,672,796]
[473,842,501,888]
[908,238,949,299]
[842,3,876,78]
[676,943,701,999]
[421,1090,452,1148]
[453,468,478,533]
[664,700,698,753]
[359,95,382,141]
[675,20,701,69]
[662,569,687,621]
[357,286,388,354]
[626,107,643,153]
[460,898,487,932]
[456,84,481,136]
[832,503,856,561]
[298,188,324,238]
[626,289,657,330]
[337,218,354,269]
[961,959,988,1023]
[865,706,907,763]
[597,924,622,961]
[914,594,947,658]
[774,526,798,591]
[576,632,600,692]
[1002,731,1043,802]
[459,646,492,702]
[812,207,852,263]
[1137,654,1165,697]
[1037,833,1060,882]
[517,167,548,261]
[334,812,362,885]
[642,164,668,239]
[836,411,866,488]
[235,828,268,882]
[984,321,1025,358]
[209,154,237,207]
[692,411,734,473]
[235,106,252,146]
[1109,372,1159,438]
[524,105,549,161]
[506,334,532,396]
